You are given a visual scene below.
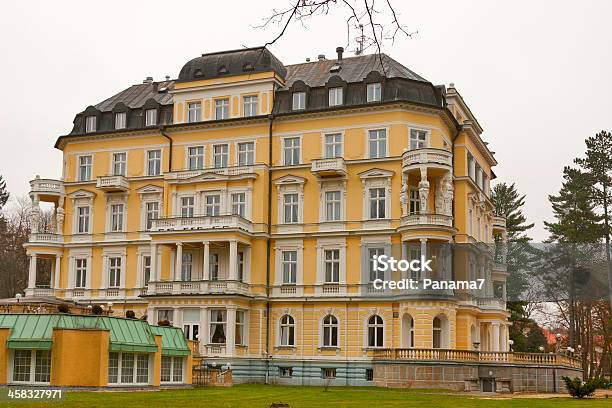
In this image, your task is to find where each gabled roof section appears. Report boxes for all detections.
[283,53,427,89]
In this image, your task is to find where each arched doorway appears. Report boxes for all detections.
[401,313,414,348]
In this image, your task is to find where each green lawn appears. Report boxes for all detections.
[4,385,608,408]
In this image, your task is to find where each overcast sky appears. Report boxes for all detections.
[1,0,610,241]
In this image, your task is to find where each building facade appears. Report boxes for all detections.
[23,46,537,388]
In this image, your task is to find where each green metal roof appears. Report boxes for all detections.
[0,314,188,356]
[150,325,190,356]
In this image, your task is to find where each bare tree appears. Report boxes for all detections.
[257,0,416,63]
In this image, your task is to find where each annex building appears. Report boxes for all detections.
[15,46,581,391]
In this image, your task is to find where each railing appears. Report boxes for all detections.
[402,148,452,169]
[492,216,507,230]
[373,348,582,368]
[401,213,453,227]
[29,233,62,243]
[150,214,252,233]
[322,284,340,294]
[96,175,129,191]
[29,178,64,196]
[149,280,250,296]
[166,165,256,181]
[32,288,54,297]
[477,297,507,310]
[311,157,347,176]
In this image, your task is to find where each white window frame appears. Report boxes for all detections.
[209,309,227,344]
[204,194,221,216]
[187,146,205,170]
[111,152,127,176]
[282,137,301,166]
[235,310,246,345]
[367,128,388,159]
[324,190,342,222]
[328,87,343,106]
[281,250,297,285]
[9,349,51,385]
[187,101,202,123]
[180,196,195,218]
[274,240,304,293]
[323,249,340,283]
[114,112,127,130]
[145,109,157,126]
[283,193,299,224]
[107,352,151,386]
[237,141,255,166]
[108,256,122,288]
[76,205,90,234]
[292,92,306,110]
[77,155,93,181]
[409,128,428,150]
[243,95,258,117]
[369,187,386,220]
[315,238,346,290]
[366,314,384,348]
[160,356,184,384]
[75,258,87,288]
[145,149,162,176]
[321,315,339,348]
[409,188,420,215]
[109,203,125,232]
[231,192,246,217]
[323,132,343,158]
[214,98,230,120]
[367,82,381,102]
[279,314,295,346]
[85,116,97,133]
[145,201,159,230]
[213,144,229,168]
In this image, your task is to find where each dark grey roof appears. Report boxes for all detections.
[177,47,287,82]
[94,80,174,112]
[282,53,428,89]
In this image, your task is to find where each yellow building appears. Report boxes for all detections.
[22,46,562,389]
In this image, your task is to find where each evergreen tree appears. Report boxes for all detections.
[574,130,612,308]
[0,175,8,211]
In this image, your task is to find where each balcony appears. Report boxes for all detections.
[96,175,129,192]
[165,165,257,182]
[29,233,63,244]
[147,280,250,296]
[310,157,347,177]
[150,214,252,233]
[493,216,507,232]
[29,177,64,202]
[402,148,452,172]
[400,213,453,228]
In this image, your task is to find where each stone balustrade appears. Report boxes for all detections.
[310,157,347,177]
[150,214,252,233]
[402,148,452,170]
[148,280,250,296]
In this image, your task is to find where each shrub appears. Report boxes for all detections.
[125,310,136,319]
[57,304,70,314]
[563,376,598,398]
[157,319,171,326]
[91,305,103,315]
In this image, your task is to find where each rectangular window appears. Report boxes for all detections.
[369,188,386,219]
[181,253,192,281]
[109,257,121,287]
[146,150,162,176]
[324,133,342,158]
[280,367,293,378]
[172,358,183,382]
[235,310,245,345]
[205,195,221,216]
[322,368,337,379]
[365,368,374,381]
[85,116,96,133]
[213,144,228,168]
[282,250,297,284]
[161,356,171,382]
[77,206,90,233]
[243,95,258,117]
[324,249,340,283]
[210,310,227,344]
[328,87,343,106]
[110,204,124,231]
[78,155,92,181]
[112,152,127,176]
[283,193,299,224]
[120,353,134,383]
[409,129,427,149]
[283,137,300,165]
[115,112,127,130]
[108,352,119,383]
[367,82,381,102]
[145,109,157,126]
[209,253,219,280]
[231,193,246,217]
[368,248,385,281]
[325,191,341,221]
[187,102,201,123]
[75,258,87,288]
[409,188,420,215]
[368,129,387,158]
[143,255,151,286]
[145,201,159,230]
[12,350,31,382]
[292,92,306,110]
[215,98,230,120]
[157,309,173,324]
[237,142,255,166]
[180,196,195,218]
[136,355,149,383]
[188,146,204,170]
[237,251,245,282]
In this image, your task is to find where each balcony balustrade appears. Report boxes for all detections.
[148,280,250,296]
[29,233,63,243]
[96,175,129,192]
[310,157,347,177]
[400,213,453,228]
[150,214,252,233]
[165,165,257,181]
[402,148,452,171]
[29,177,65,201]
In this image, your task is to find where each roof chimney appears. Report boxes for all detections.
[336,47,344,61]
[143,76,153,84]
[318,54,326,61]
[165,75,170,81]
[306,57,310,62]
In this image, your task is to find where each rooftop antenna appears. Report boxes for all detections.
[355,24,365,55]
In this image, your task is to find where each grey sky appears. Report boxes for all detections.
[1,0,610,241]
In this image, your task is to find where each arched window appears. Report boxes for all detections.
[279,315,295,346]
[433,317,443,349]
[401,314,414,348]
[367,315,384,348]
[322,315,338,347]
[409,317,414,348]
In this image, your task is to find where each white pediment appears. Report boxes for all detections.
[273,174,307,186]
[67,189,96,199]
[358,168,394,180]
[136,184,164,195]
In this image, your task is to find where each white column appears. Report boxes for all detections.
[150,243,158,282]
[202,241,210,281]
[28,254,37,289]
[228,240,238,281]
[175,243,183,281]
[226,306,236,357]
[200,307,209,353]
[53,255,61,289]
[492,322,500,352]
[420,239,427,278]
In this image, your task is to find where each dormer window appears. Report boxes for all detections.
[243,63,254,72]
[145,109,157,126]
[367,83,381,102]
[328,87,343,106]
[115,112,126,130]
[85,116,96,133]
[292,92,306,110]
[218,65,228,75]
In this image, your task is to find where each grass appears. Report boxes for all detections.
[4,384,608,408]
